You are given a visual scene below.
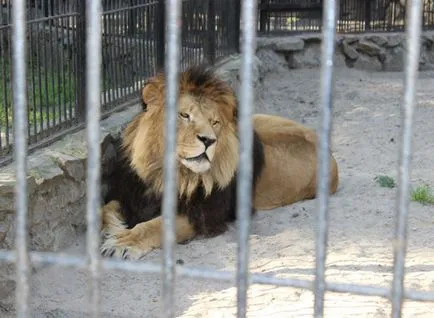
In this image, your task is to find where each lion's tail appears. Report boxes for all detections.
[101,200,127,238]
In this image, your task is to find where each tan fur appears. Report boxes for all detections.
[100,201,195,260]
[252,114,339,210]
[122,73,239,199]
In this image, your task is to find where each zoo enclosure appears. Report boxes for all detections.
[1,0,434,317]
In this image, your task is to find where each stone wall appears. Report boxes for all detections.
[0,106,141,253]
[257,31,434,72]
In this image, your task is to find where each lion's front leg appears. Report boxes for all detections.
[100,215,196,260]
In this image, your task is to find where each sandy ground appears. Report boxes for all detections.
[6,67,434,317]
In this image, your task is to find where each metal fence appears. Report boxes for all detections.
[258,0,434,33]
[1,0,434,317]
[0,0,240,166]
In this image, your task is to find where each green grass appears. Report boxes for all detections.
[410,184,434,205]
[375,175,396,188]
[0,57,77,133]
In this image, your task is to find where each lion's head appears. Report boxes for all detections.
[122,65,240,199]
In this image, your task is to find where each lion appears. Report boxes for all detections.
[100,65,339,260]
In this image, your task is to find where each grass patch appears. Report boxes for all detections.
[410,184,434,205]
[375,175,396,188]
[0,56,77,132]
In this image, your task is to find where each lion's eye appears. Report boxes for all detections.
[211,120,220,126]
[179,112,190,120]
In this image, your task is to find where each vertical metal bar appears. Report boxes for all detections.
[391,1,423,317]
[161,0,181,316]
[206,0,216,64]
[156,0,166,70]
[108,2,117,103]
[313,0,337,317]
[76,1,87,121]
[85,0,103,316]
[12,0,30,316]
[236,0,258,317]
[365,0,371,31]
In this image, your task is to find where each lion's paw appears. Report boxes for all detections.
[100,232,153,261]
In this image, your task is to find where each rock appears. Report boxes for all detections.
[53,152,85,182]
[422,35,434,45]
[301,34,322,44]
[383,46,405,72]
[366,35,388,47]
[256,48,288,73]
[343,36,359,45]
[385,34,403,48]
[342,41,359,60]
[0,174,37,196]
[274,37,305,52]
[352,54,383,72]
[287,43,321,69]
[378,50,387,63]
[257,36,305,52]
[214,54,265,105]
[356,40,382,56]
[334,51,347,68]
[419,63,434,71]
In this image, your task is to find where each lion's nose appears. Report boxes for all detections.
[197,135,216,148]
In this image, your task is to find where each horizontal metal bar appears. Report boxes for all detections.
[1,13,80,27]
[103,2,158,15]
[1,250,433,302]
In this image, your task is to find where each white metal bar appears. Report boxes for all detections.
[1,250,434,302]
[314,0,337,317]
[236,0,258,317]
[12,0,30,316]
[391,1,424,317]
[162,0,182,317]
[85,0,103,316]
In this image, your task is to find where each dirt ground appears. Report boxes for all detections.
[10,67,434,317]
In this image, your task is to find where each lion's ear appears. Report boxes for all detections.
[141,79,163,112]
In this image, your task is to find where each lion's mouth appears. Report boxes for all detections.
[184,153,209,162]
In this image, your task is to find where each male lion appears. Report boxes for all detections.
[100,65,339,260]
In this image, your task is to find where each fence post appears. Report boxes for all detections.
[365,0,372,31]
[156,0,165,70]
[233,0,241,53]
[259,0,267,32]
[128,0,137,36]
[75,0,87,121]
[206,0,216,64]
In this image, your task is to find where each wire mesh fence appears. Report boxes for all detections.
[1,0,434,316]
[0,0,240,166]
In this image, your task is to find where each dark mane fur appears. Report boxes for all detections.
[105,65,265,237]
